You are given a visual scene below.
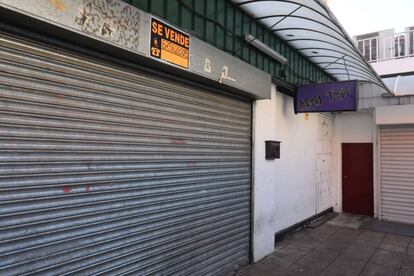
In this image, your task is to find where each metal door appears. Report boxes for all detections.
[342,143,374,216]
[380,125,414,224]
[0,33,252,275]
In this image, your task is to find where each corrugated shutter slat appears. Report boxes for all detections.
[0,33,251,275]
[380,125,414,224]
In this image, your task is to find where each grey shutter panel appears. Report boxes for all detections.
[380,125,414,224]
[0,33,251,275]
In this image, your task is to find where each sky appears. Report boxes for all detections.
[327,0,414,37]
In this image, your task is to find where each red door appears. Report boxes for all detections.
[342,143,374,216]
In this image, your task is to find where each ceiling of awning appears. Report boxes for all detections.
[232,0,392,94]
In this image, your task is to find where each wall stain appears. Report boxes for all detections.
[49,0,65,12]
[75,0,141,50]
[171,138,186,145]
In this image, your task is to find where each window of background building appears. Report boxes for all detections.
[357,37,378,62]
[394,34,406,57]
[407,27,414,56]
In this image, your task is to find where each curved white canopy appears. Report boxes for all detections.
[232,0,392,94]
[383,75,414,96]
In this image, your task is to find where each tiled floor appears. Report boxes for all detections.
[326,212,372,229]
[237,215,414,276]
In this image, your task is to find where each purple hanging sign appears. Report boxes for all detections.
[295,80,357,113]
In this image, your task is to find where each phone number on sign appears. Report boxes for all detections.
[161,39,189,58]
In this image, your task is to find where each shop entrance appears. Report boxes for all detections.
[0,32,252,275]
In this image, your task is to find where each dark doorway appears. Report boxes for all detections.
[342,143,374,216]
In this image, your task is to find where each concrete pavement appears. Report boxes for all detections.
[236,215,414,276]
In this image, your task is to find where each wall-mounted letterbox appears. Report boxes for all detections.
[265,141,281,160]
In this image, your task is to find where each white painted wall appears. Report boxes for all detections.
[316,115,334,213]
[252,88,398,262]
[252,85,334,262]
[252,85,278,262]
[334,112,373,143]
[376,104,414,125]
[332,112,376,214]
[272,92,320,232]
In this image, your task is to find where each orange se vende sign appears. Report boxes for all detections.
[150,17,190,69]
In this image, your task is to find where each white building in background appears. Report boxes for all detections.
[354,27,414,95]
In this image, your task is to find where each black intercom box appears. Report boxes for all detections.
[265,141,281,160]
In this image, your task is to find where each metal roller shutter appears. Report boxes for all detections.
[0,33,252,275]
[380,125,414,224]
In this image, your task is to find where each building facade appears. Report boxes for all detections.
[354,27,414,95]
[0,0,407,275]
